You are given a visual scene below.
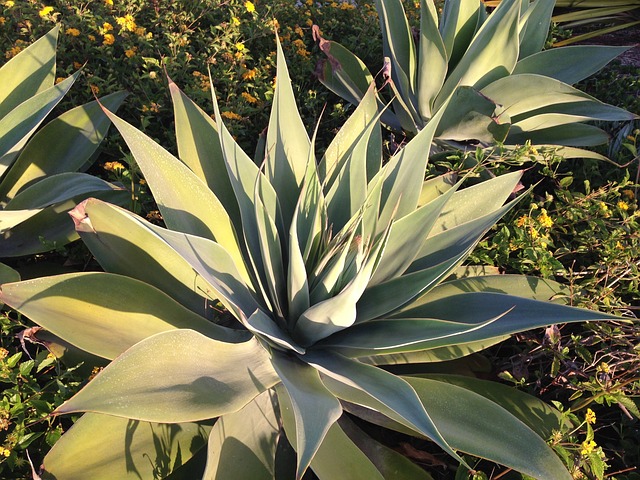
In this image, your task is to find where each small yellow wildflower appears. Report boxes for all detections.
[102,33,115,45]
[580,440,597,456]
[104,161,125,172]
[139,179,147,185]
[236,42,245,52]
[134,26,147,37]
[231,16,240,26]
[101,22,113,32]
[221,111,243,121]
[0,410,10,431]
[242,68,257,80]
[88,34,96,42]
[616,240,624,249]
[0,347,8,360]
[0,446,10,457]
[0,17,5,26]
[125,47,137,58]
[5,45,22,59]
[245,1,255,13]
[38,6,54,17]
[65,27,81,37]
[597,362,610,374]
[538,209,554,228]
[340,1,356,9]
[585,408,596,425]
[617,200,629,211]
[55,77,64,84]
[306,18,313,27]
[294,26,304,37]
[149,71,157,79]
[516,215,528,227]
[90,84,100,95]
[241,92,258,104]
[89,366,103,380]
[73,61,83,69]
[104,0,113,5]
[529,226,539,239]
[116,14,136,32]
[4,1,14,8]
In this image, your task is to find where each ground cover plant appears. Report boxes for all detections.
[0,0,638,479]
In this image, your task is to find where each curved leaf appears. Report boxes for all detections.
[56,330,280,422]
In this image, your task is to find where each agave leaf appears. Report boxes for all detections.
[375,0,418,107]
[417,0,448,119]
[276,385,385,480]
[55,330,280,422]
[370,179,460,286]
[0,72,80,177]
[0,208,42,231]
[271,352,342,479]
[0,272,245,360]
[0,25,57,118]
[245,309,305,354]
[513,45,629,84]
[169,79,241,228]
[320,84,381,197]
[440,0,483,69]
[5,173,122,210]
[436,0,520,108]
[510,122,611,146]
[403,376,572,480]
[0,92,127,203]
[512,103,636,128]
[203,391,278,480]
[41,413,210,480]
[100,106,249,281]
[0,262,19,285]
[518,0,554,59]
[313,30,374,109]
[265,36,310,226]
[418,172,458,206]
[410,374,565,438]
[308,350,464,465]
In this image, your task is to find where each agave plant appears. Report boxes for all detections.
[0,26,127,260]
[315,0,636,152]
[0,38,620,480]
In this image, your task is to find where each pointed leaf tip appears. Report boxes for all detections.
[68,199,94,233]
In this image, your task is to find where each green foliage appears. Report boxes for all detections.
[0,26,127,258]
[0,37,622,480]
[315,0,637,150]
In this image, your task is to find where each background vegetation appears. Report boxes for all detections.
[0,0,638,479]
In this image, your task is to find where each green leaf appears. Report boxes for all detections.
[0,26,57,119]
[276,385,385,480]
[417,0,448,119]
[271,352,342,479]
[507,122,611,147]
[403,376,572,480]
[0,71,80,177]
[245,309,305,354]
[169,78,242,229]
[203,391,278,480]
[437,0,520,107]
[0,262,19,286]
[309,351,465,466]
[56,330,280,422]
[513,46,629,84]
[42,413,210,480]
[0,272,245,360]
[265,36,310,226]
[440,0,483,69]
[0,91,127,203]
[100,106,249,281]
[518,0,554,59]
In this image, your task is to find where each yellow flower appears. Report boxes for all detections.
[231,16,240,26]
[38,6,54,17]
[134,26,147,36]
[0,17,5,25]
[242,68,257,80]
[235,42,245,52]
[221,111,243,121]
[55,77,64,84]
[5,45,22,59]
[88,34,96,41]
[125,47,137,58]
[101,22,113,32]
[585,408,596,425]
[4,1,14,8]
[104,0,113,5]
[529,226,539,239]
[538,209,554,228]
[149,71,157,79]
[295,26,304,37]
[0,347,8,360]
[102,33,115,45]
[617,200,629,211]
[90,84,100,95]
[241,92,258,104]
[597,362,610,374]
[104,161,125,172]
[0,446,10,457]
[580,440,597,456]
[245,0,255,13]
[516,215,528,227]
[340,1,356,9]
[73,61,83,69]
[116,14,136,32]
[65,27,81,37]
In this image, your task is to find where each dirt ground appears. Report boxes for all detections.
[578,25,640,67]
